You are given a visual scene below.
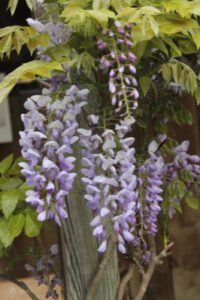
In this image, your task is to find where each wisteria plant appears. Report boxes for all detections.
[0,0,200,299]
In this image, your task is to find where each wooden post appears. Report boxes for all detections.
[60,94,119,300]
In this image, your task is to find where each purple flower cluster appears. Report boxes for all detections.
[143,153,164,236]
[19,86,88,225]
[25,244,63,300]
[172,141,200,176]
[97,21,139,115]
[79,116,200,259]
[26,18,71,61]
[27,18,70,47]
[165,140,200,217]
[79,116,143,254]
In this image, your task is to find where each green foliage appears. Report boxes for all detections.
[185,193,199,209]
[0,154,14,175]
[59,0,200,104]
[166,178,186,199]
[68,52,96,74]
[194,87,200,105]
[0,156,42,252]
[61,5,115,34]
[162,0,200,18]
[161,60,197,94]
[8,0,34,14]
[0,26,50,58]
[0,60,63,104]
[25,212,42,237]
[1,190,20,219]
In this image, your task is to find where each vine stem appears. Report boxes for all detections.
[112,42,131,117]
[0,274,40,300]
[134,239,174,300]
[85,235,116,300]
[117,264,134,300]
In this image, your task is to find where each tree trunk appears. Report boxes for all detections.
[60,94,119,300]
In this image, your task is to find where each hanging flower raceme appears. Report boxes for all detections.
[143,154,164,236]
[97,21,139,116]
[19,86,89,225]
[164,140,200,217]
[77,113,200,261]
[79,116,143,254]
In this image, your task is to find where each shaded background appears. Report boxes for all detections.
[0,1,200,299]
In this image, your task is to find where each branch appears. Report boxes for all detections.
[117,264,134,300]
[17,78,51,88]
[85,236,116,300]
[0,274,40,300]
[134,240,173,300]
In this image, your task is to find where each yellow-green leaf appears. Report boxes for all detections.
[157,14,198,35]
[148,15,159,36]
[25,212,42,237]
[161,63,172,81]
[87,9,115,27]
[0,219,13,248]
[2,190,20,219]
[0,61,63,104]
[93,0,110,9]
[0,155,13,175]
[140,6,161,15]
[151,38,169,56]
[139,76,151,96]
[185,194,199,209]
[191,29,200,49]
[25,0,34,10]
[8,214,25,238]
[8,0,18,15]
[194,87,200,105]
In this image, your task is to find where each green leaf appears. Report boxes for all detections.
[180,169,193,182]
[0,219,13,248]
[172,201,182,213]
[0,155,13,175]
[174,180,186,198]
[133,41,147,61]
[162,0,200,18]
[8,0,18,15]
[0,60,63,104]
[8,214,25,238]
[157,14,198,35]
[185,194,199,210]
[69,52,96,73]
[162,36,182,57]
[151,38,169,56]
[131,22,154,44]
[161,63,171,81]
[87,9,115,27]
[111,0,124,12]
[9,157,24,176]
[25,0,34,10]
[140,5,161,15]
[194,87,200,105]
[166,179,186,199]
[191,29,200,49]
[0,35,12,57]
[0,177,23,190]
[148,15,159,36]
[139,76,151,96]
[1,190,20,219]
[25,212,42,237]
[93,0,110,9]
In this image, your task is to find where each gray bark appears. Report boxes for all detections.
[60,91,119,300]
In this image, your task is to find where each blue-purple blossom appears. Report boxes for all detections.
[97,21,139,115]
[20,86,88,225]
